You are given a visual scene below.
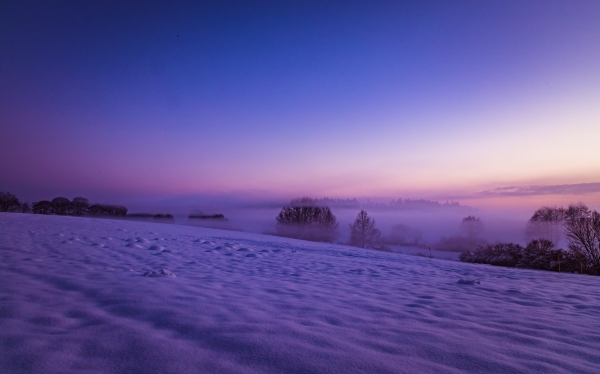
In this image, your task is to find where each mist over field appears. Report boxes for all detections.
[120,194,590,247]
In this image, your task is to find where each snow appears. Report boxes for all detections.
[1,213,600,373]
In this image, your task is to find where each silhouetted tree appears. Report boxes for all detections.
[0,191,21,212]
[564,204,600,274]
[349,210,381,249]
[51,197,71,215]
[71,197,89,216]
[276,201,339,242]
[461,216,484,238]
[32,200,52,214]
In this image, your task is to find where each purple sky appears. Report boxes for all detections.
[1,1,599,207]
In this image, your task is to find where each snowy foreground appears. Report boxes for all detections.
[1,214,599,374]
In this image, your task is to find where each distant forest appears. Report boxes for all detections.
[304,197,465,210]
[0,191,127,217]
[363,198,464,210]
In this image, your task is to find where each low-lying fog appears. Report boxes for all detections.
[123,197,542,249]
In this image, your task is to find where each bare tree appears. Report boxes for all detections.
[349,210,381,249]
[525,207,565,246]
[0,191,21,212]
[461,216,484,238]
[564,204,600,273]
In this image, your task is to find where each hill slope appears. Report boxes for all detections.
[1,213,599,373]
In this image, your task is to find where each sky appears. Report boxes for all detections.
[1,0,600,208]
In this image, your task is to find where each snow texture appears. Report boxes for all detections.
[1,213,600,373]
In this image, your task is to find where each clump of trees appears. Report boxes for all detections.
[349,210,386,250]
[0,191,31,213]
[1,191,127,217]
[87,203,127,216]
[275,197,339,242]
[462,203,600,275]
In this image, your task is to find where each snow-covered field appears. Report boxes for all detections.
[1,213,599,373]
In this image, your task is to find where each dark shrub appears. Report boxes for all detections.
[460,243,523,267]
[460,239,590,274]
[518,239,560,270]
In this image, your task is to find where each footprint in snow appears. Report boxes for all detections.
[143,269,176,278]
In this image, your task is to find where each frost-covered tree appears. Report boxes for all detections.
[349,210,381,249]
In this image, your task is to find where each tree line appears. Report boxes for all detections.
[0,191,127,217]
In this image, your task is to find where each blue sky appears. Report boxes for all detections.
[1,1,599,206]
